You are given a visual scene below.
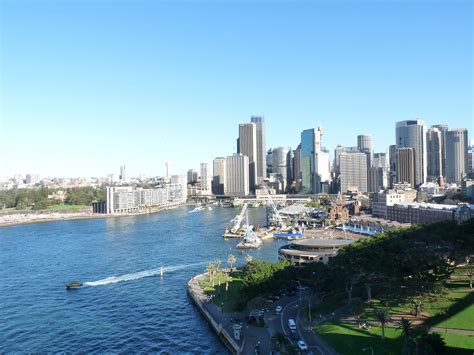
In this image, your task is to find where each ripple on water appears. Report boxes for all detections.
[0,207,277,352]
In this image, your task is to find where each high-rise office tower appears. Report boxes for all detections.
[367,167,385,193]
[165,162,170,178]
[266,149,273,175]
[293,144,301,192]
[397,148,416,188]
[432,124,448,178]
[468,141,474,173]
[200,162,212,195]
[187,169,197,183]
[372,153,388,189]
[238,123,257,191]
[373,153,387,169]
[250,116,267,182]
[426,127,443,181]
[271,147,293,192]
[300,127,328,194]
[357,134,372,167]
[395,119,427,186]
[389,145,398,188]
[339,152,368,193]
[212,157,226,195]
[225,154,249,196]
[445,129,469,184]
[334,145,359,174]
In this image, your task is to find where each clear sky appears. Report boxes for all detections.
[1,0,472,178]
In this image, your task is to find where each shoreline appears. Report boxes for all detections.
[0,203,190,228]
[187,273,242,355]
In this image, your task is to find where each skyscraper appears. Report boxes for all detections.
[238,123,257,191]
[293,144,302,192]
[397,148,416,188]
[389,144,398,188]
[225,154,249,196]
[187,169,197,183]
[250,116,267,182]
[300,126,329,194]
[426,127,443,181]
[212,157,226,195]
[395,119,427,186]
[445,129,469,184]
[271,147,293,192]
[367,167,385,193]
[432,124,448,178]
[357,134,372,167]
[200,162,212,195]
[339,152,368,193]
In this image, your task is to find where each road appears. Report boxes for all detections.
[264,290,337,355]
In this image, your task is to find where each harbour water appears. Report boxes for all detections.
[0,206,289,353]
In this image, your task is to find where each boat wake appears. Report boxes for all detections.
[83,261,207,287]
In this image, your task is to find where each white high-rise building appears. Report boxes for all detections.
[445,129,469,184]
[225,154,249,196]
[200,162,212,195]
[250,116,267,182]
[395,119,427,186]
[238,123,257,190]
[119,165,127,182]
[339,152,368,193]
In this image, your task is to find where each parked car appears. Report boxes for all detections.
[275,305,282,313]
[297,340,308,350]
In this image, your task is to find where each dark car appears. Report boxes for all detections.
[290,329,298,340]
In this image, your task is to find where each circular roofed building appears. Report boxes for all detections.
[278,238,354,266]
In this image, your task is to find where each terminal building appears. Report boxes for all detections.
[278,239,354,266]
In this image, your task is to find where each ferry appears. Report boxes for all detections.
[65,281,83,289]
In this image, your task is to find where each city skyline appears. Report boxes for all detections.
[1,1,472,178]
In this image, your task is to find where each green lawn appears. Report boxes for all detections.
[315,321,474,355]
[47,204,88,212]
[200,270,243,312]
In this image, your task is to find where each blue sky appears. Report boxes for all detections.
[1,0,472,178]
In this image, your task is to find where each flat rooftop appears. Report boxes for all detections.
[290,238,354,248]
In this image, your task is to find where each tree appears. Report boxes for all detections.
[245,254,253,265]
[416,332,446,354]
[207,263,215,286]
[272,331,288,350]
[228,254,237,271]
[465,256,473,289]
[351,299,365,328]
[374,308,391,339]
[398,317,414,354]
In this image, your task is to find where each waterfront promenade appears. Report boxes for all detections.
[188,273,336,354]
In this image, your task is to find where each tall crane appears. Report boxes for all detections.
[230,203,248,233]
[261,184,284,227]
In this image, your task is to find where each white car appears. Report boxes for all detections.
[275,305,282,313]
[297,340,308,350]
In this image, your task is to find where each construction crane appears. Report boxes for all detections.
[230,203,248,233]
[261,184,285,227]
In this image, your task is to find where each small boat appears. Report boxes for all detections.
[65,281,83,289]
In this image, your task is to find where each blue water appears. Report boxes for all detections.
[0,206,288,353]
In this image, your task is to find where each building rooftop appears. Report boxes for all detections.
[290,238,355,248]
[392,202,464,210]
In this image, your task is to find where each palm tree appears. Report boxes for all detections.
[351,299,365,328]
[374,308,391,339]
[245,254,253,265]
[207,263,215,286]
[228,254,236,271]
[272,331,288,349]
[398,317,414,354]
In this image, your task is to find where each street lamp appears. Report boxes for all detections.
[363,347,374,355]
